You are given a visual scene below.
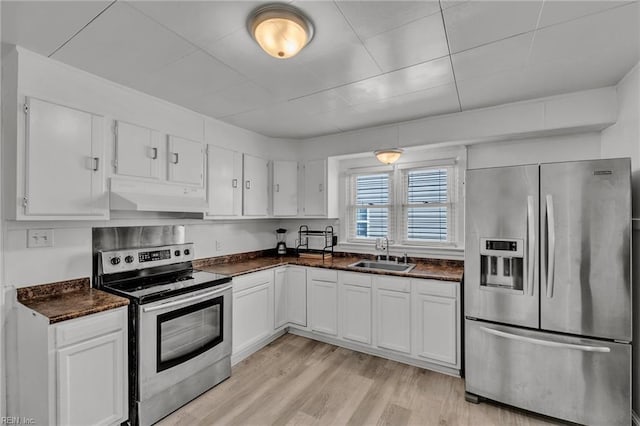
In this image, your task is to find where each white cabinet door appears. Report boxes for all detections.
[375,289,411,353]
[274,269,288,329]
[167,135,204,186]
[56,331,125,426]
[414,294,457,365]
[303,159,326,216]
[310,279,338,335]
[287,267,307,327]
[243,154,269,216]
[233,282,273,354]
[207,145,242,216]
[24,97,105,218]
[342,285,372,345]
[114,120,160,179]
[273,160,298,216]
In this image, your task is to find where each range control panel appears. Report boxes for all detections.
[100,243,194,274]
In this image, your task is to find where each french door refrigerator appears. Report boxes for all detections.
[464,158,631,425]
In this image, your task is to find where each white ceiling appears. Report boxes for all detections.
[2,0,639,139]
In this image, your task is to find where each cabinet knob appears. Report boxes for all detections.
[171,152,179,164]
[245,180,251,190]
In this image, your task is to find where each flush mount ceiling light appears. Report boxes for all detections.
[375,148,404,165]
[248,4,314,59]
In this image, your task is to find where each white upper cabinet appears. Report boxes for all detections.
[272,160,298,216]
[167,135,204,186]
[23,97,107,219]
[303,159,327,216]
[114,120,160,180]
[206,145,242,217]
[242,154,269,216]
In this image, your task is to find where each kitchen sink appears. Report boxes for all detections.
[349,260,416,273]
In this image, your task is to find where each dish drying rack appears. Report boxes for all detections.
[296,225,337,259]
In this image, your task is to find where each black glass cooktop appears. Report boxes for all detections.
[103,269,231,304]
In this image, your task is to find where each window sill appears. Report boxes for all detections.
[336,242,464,261]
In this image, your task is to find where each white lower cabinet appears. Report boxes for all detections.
[274,268,288,330]
[16,306,127,426]
[375,287,412,354]
[231,266,460,374]
[232,270,274,355]
[308,269,338,336]
[412,279,459,367]
[286,266,307,327]
[340,272,372,345]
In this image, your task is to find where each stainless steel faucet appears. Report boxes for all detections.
[383,236,390,261]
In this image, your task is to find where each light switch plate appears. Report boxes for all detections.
[27,229,54,248]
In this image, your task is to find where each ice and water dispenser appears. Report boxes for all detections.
[480,238,524,291]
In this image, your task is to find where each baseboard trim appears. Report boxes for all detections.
[231,329,287,366]
[632,410,639,426]
[288,328,460,377]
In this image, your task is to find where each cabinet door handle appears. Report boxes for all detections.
[171,152,179,164]
[276,184,280,192]
[318,183,323,192]
[245,180,251,190]
[92,157,100,171]
[150,147,158,160]
[232,179,238,188]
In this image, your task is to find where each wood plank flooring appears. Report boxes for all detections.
[157,334,560,426]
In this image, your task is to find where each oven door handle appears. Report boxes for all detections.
[142,285,232,312]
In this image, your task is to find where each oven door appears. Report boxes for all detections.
[137,284,232,401]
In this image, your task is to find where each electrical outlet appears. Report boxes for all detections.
[215,240,223,251]
[27,229,54,248]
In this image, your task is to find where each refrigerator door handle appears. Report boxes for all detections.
[545,194,556,298]
[480,327,611,353]
[527,195,535,296]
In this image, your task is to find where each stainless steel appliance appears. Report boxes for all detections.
[464,158,632,425]
[95,229,232,426]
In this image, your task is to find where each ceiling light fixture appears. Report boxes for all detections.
[375,148,404,165]
[248,4,314,59]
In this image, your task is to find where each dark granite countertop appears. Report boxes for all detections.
[17,278,129,324]
[194,252,463,282]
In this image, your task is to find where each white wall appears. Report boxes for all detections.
[601,63,640,419]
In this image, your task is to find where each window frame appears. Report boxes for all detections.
[347,170,394,241]
[344,155,463,250]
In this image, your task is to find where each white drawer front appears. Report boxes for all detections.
[340,272,372,288]
[308,268,338,283]
[55,308,126,348]
[412,279,456,298]
[374,275,410,293]
[233,269,274,292]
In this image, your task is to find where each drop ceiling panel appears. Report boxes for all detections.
[331,57,454,105]
[287,90,352,115]
[529,2,640,67]
[126,1,262,47]
[316,83,460,132]
[51,2,198,88]
[364,13,449,72]
[537,1,632,28]
[301,44,382,90]
[133,50,247,107]
[1,1,111,56]
[223,102,343,138]
[185,81,275,119]
[444,0,543,53]
[335,0,442,39]
[452,32,534,81]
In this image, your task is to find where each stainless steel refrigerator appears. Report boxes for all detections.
[464,158,632,425]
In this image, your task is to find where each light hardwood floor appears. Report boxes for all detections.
[158,334,560,426]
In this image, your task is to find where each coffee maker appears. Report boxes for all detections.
[276,228,287,255]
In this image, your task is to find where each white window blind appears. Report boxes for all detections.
[351,173,392,239]
[402,167,451,242]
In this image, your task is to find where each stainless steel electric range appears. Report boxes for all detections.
[94,228,232,426]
